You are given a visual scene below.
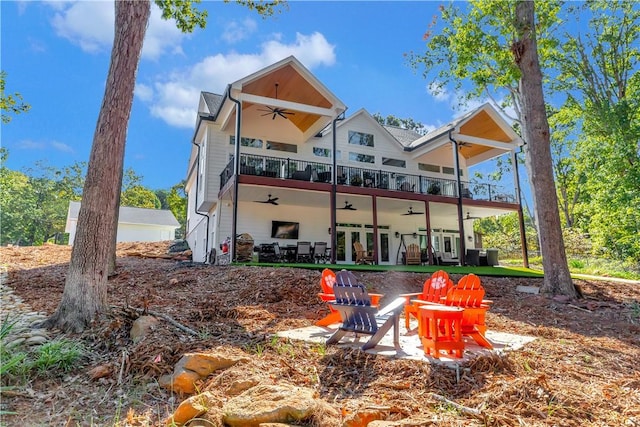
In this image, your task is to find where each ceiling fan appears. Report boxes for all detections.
[254,194,279,205]
[402,207,424,216]
[338,201,357,211]
[465,212,481,220]
[257,83,295,120]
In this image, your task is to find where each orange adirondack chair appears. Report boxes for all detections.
[315,269,383,326]
[440,273,493,348]
[400,270,454,332]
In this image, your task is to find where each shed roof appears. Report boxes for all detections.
[67,201,180,228]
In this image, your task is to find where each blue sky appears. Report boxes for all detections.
[2,1,487,190]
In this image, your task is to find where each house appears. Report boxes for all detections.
[185,56,525,265]
[66,201,180,245]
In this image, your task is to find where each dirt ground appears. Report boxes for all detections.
[1,242,639,426]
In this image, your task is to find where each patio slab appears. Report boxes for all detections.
[276,321,535,366]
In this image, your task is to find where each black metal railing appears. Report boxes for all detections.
[219,154,515,203]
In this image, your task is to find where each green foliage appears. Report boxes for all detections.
[0,71,30,124]
[2,337,85,380]
[372,112,427,134]
[121,185,161,209]
[167,181,187,239]
[1,150,186,246]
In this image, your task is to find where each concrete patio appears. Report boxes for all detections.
[277,319,536,366]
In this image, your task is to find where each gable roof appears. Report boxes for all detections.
[201,92,223,115]
[67,201,180,228]
[383,125,424,147]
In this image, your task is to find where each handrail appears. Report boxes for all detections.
[219,153,515,202]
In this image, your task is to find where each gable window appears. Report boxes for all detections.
[382,157,406,168]
[267,141,297,153]
[229,136,263,148]
[419,163,440,173]
[348,130,374,147]
[349,152,375,163]
[313,147,331,158]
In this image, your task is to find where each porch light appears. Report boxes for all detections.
[395,232,400,238]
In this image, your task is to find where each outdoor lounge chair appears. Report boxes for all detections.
[316,269,384,327]
[353,241,375,264]
[405,243,421,265]
[416,273,493,349]
[326,282,405,351]
[291,165,312,181]
[400,270,454,332]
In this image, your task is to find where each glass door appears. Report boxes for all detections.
[336,227,362,264]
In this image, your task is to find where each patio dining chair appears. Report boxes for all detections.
[313,242,328,264]
[296,241,313,263]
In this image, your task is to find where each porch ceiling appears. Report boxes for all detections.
[236,185,513,224]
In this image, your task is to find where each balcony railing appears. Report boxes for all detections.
[219,154,515,203]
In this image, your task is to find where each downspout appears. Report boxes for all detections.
[449,130,466,266]
[513,147,530,268]
[228,87,242,262]
[330,112,346,264]
[191,139,210,263]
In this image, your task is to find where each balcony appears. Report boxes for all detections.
[219,154,515,203]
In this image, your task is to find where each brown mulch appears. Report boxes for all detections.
[1,242,639,426]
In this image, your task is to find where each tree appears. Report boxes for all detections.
[0,71,30,123]
[512,0,575,297]
[120,185,161,209]
[411,1,579,296]
[44,0,283,333]
[167,181,187,239]
[372,113,427,134]
[554,1,640,263]
[43,1,152,332]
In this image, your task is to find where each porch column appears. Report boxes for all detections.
[449,131,466,266]
[229,89,242,262]
[372,195,379,263]
[425,200,433,265]
[512,149,529,268]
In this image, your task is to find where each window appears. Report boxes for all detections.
[313,147,331,158]
[267,141,297,153]
[419,163,440,173]
[348,130,374,147]
[349,152,375,163]
[229,136,263,148]
[382,157,406,168]
[442,166,463,176]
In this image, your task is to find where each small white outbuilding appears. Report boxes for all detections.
[65,201,180,245]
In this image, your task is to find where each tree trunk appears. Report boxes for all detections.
[512,1,577,297]
[43,0,151,332]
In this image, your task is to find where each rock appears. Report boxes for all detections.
[130,315,159,343]
[88,364,112,380]
[24,335,48,346]
[343,409,385,427]
[159,351,250,395]
[158,370,202,395]
[165,391,218,426]
[177,352,250,377]
[169,278,179,285]
[223,384,337,426]
[227,378,260,396]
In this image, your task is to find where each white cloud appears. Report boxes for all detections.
[16,139,46,150]
[222,18,257,44]
[15,139,74,153]
[141,32,336,128]
[135,83,154,103]
[51,141,75,153]
[48,2,186,60]
[427,81,450,102]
